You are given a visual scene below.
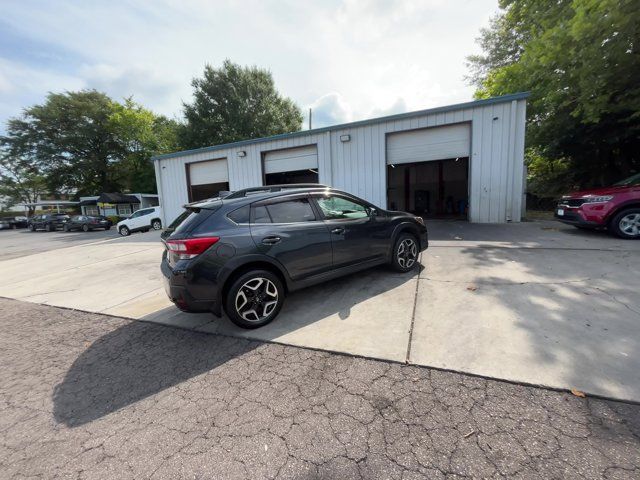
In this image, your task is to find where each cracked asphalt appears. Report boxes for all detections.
[1,298,639,479]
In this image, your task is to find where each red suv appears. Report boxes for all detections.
[555,173,640,239]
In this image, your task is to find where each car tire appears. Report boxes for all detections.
[45,223,53,232]
[609,208,640,239]
[105,226,111,231]
[82,224,89,232]
[28,224,35,232]
[390,233,419,272]
[225,270,285,329]
[152,219,162,230]
[119,226,130,236]
[63,225,69,232]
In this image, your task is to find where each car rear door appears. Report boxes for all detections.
[311,193,390,269]
[249,195,333,280]
[129,209,149,229]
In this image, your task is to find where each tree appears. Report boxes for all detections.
[180,60,303,149]
[1,91,179,198]
[467,0,640,196]
[109,99,180,193]
[1,90,125,196]
[0,154,48,215]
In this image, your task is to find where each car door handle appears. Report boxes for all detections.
[331,227,345,235]
[262,235,281,245]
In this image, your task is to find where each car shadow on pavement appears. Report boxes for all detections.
[52,320,260,427]
[53,263,422,427]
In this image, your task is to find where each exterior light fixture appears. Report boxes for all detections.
[339,134,351,142]
[237,150,246,157]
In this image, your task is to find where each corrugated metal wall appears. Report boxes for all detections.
[155,98,527,225]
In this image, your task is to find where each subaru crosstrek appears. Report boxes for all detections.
[554,172,640,239]
[161,185,428,328]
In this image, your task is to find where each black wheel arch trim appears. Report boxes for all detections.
[389,222,422,256]
[215,254,292,313]
[606,201,640,224]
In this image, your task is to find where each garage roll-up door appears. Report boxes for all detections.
[387,123,470,165]
[264,145,318,174]
[188,159,229,185]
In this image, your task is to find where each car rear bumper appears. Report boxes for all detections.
[161,258,222,316]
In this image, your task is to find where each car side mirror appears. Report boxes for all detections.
[369,207,378,217]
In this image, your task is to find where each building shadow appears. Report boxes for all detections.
[450,242,640,400]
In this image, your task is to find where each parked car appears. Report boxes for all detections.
[161,184,428,329]
[116,206,163,236]
[0,216,29,229]
[555,172,640,239]
[28,213,70,232]
[63,215,112,232]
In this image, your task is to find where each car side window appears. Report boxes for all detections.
[228,205,250,224]
[316,195,370,220]
[129,210,142,218]
[265,199,316,223]
[252,205,272,224]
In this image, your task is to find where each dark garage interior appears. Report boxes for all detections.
[387,157,469,219]
[265,169,319,186]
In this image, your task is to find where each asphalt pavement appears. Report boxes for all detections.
[0,227,161,260]
[1,298,639,479]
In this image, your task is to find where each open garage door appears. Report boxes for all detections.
[187,159,229,202]
[387,124,470,219]
[263,145,319,185]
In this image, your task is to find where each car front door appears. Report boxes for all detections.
[249,195,333,280]
[311,193,390,269]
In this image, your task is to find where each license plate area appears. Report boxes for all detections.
[557,209,564,216]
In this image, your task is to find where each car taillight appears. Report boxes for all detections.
[165,237,220,260]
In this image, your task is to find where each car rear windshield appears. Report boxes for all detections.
[166,205,221,235]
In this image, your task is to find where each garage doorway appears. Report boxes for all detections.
[387,158,469,218]
[263,145,319,185]
[386,123,471,219]
[186,158,230,202]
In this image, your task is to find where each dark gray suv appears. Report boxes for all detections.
[161,185,428,328]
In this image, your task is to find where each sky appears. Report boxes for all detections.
[0,0,499,133]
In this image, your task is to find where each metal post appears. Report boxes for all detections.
[309,108,312,130]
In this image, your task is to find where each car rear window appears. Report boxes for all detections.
[166,205,221,235]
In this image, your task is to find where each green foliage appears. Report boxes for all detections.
[180,60,303,149]
[0,153,48,215]
[0,91,180,199]
[1,90,124,196]
[468,0,640,196]
[109,99,180,193]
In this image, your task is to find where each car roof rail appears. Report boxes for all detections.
[224,183,329,199]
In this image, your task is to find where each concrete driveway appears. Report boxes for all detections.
[0,220,638,402]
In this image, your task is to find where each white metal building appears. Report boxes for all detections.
[153,93,528,225]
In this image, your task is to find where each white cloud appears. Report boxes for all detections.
[0,0,499,131]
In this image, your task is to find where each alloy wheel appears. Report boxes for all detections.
[234,277,279,323]
[619,213,640,237]
[397,238,418,268]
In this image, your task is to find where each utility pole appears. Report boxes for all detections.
[309,108,312,130]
